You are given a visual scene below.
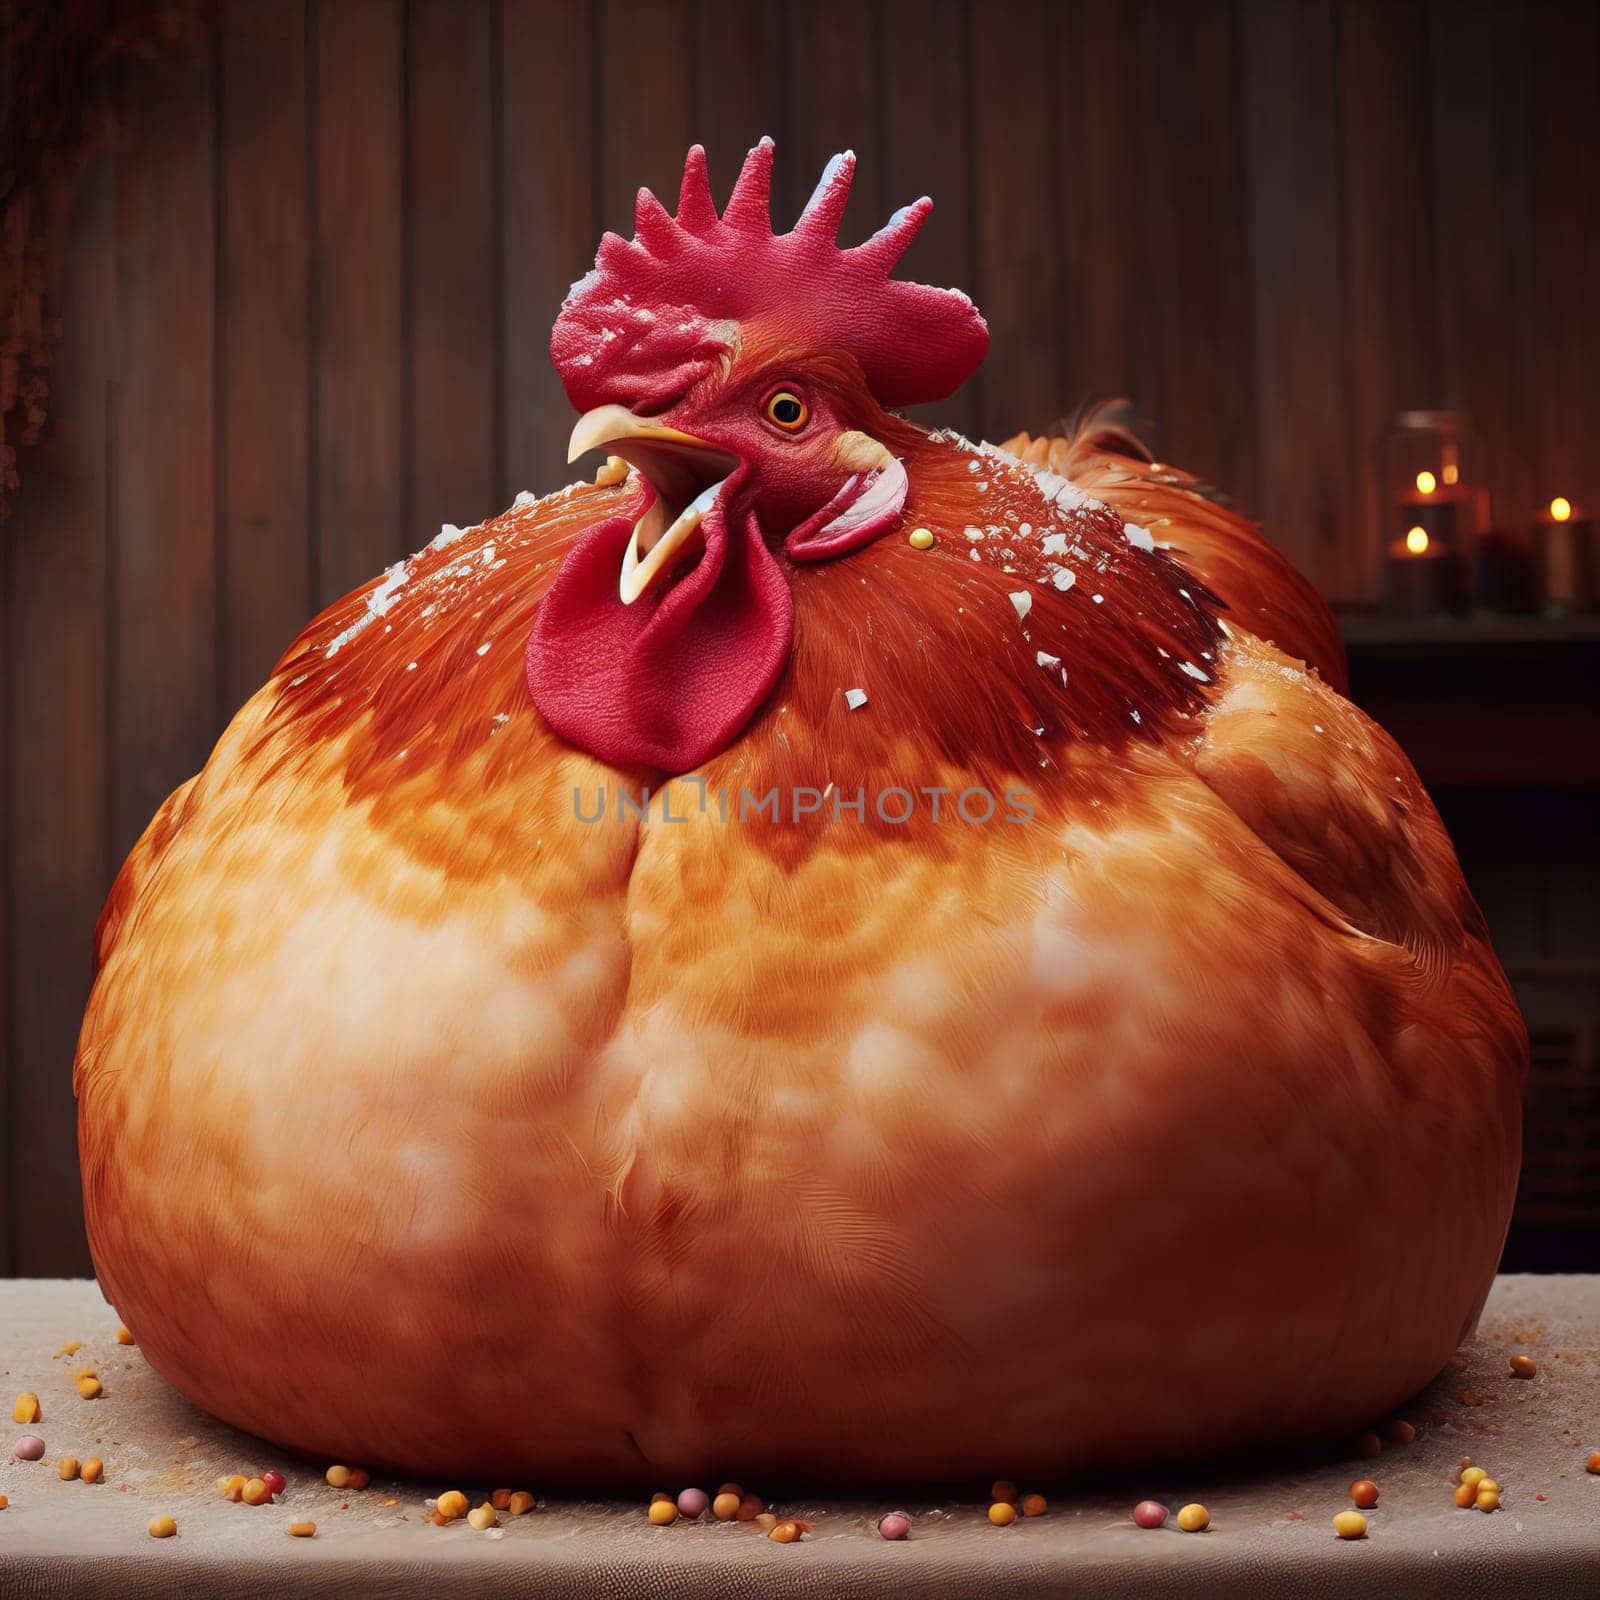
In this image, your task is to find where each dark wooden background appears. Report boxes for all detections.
[3,0,1598,1275]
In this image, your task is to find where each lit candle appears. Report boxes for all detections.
[1532,497,1595,614]
[1398,469,1461,556]
[1387,519,1458,615]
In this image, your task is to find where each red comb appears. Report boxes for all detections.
[551,139,988,414]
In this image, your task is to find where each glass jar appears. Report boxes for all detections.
[1381,411,1484,613]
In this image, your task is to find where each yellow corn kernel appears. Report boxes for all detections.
[1453,1482,1477,1508]
[77,1375,103,1400]
[468,1504,498,1530]
[988,1501,1017,1526]
[1476,1488,1501,1512]
[1177,1503,1210,1533]
[769,1520,801,1543]
[1459,1467,1487,1489]
[508,1491,535,1516]
[754,1512,778,1530]
[908,527,935,550]
[148,1515,177,1538]
[12,1393,40,1425]
[288,1521,316,1537]
[56,1342,82,1358]
[648,1499,678,1525]
[711,1491,740,1521]
[435,1490,468,1522]
[58,1457,81,1481]
[115,1326,136,1345]
[1332,1510,1368,1539]
[242,1478,271,1506]
[325,1465,352,1489]
[81,1458,104,1484]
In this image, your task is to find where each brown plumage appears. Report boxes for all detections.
[77,146,1524,1487]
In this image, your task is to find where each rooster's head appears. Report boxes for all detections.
[526,139,988,773]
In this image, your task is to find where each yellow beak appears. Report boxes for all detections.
[565,406,739,605]
[566,404,711,464]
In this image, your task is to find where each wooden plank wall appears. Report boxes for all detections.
[4,0,1598,1273]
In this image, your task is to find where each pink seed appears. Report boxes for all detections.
[676,1487,709,1518]
[11,1435,46,1461]
[878,1512,911,1541]
[1133,1500,1169,1529]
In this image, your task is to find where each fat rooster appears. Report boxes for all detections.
[77,141,1524,1485]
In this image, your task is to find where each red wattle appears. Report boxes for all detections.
[526,500,792,773]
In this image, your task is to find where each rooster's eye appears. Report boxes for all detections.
[763,389,810,433]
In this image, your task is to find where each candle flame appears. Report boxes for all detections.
[1415,470,1437,495]
[1442,464,1459,485]
[1405,526,1430,555]
[1550,497,1572,523]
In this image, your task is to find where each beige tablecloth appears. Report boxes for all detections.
[2,1276,1598,1597]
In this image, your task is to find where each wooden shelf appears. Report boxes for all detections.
[1339,612,1600,648]
[1336,611,1600,787]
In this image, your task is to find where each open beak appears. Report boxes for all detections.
[567,405,738,604]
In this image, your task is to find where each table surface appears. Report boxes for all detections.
[2,1276,1598,1598]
